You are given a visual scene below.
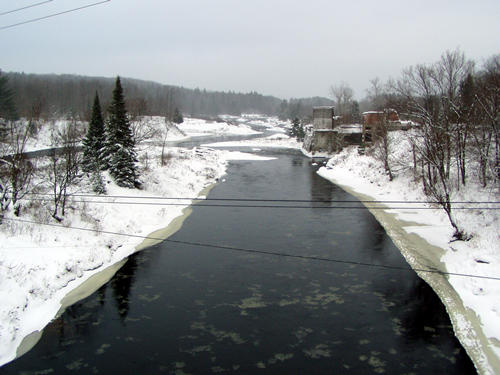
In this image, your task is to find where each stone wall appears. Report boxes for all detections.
[313,107,334,130]
[303,129,362,154]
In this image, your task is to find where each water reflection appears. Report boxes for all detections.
[111,256,137,322]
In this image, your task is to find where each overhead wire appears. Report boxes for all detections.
[0,0,54,16]
[4,194,499,210]
[17,192,500,204]
[3,194,500,210]
[3,217,500,282]
[3,200,499,210]
[0,0,110,30]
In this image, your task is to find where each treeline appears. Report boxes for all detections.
[3,72,331,120]
[278,96,334,121]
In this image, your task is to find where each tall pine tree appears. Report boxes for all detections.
[82,92,106,193]
[82,92,106,172]
[105,77,140,188]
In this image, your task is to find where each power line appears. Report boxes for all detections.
[4,195,499,210]
[12,192,500,205]
[0,0,110,30]
[3,217,500,282]
[4,198,499,210]
[0,0,53,16]
[4,196,500,211]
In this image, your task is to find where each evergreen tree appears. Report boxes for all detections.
[291,117,305,141]
[82,92,106,172]
[0,72,18,121]
[173,107,184,124]
[105,77,140,188]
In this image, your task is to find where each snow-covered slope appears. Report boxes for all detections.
[317,131,500,375]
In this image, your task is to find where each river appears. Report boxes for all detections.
[2,144,476,374]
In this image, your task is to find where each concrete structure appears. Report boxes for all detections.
[303,106,362,154]
[312,106,334,130]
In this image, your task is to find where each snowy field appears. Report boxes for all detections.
[177,117,261,137]
[0,115,285,366]
[317,130,500,374]
[203,133,301,149]
[220,113,290,134]
[20,115,263,152]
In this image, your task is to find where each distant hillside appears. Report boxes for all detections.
[3,72,332,120]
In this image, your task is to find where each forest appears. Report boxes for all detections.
[1,72,332,121]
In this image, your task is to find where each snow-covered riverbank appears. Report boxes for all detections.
[0,115,285,367]
[0,147,225,366]
[317,140,500,375]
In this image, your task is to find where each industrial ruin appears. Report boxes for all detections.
[303,106,362,154]
[303,107,411,155]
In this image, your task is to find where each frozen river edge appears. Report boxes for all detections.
[317,169,499,375]
[11,184,216,365]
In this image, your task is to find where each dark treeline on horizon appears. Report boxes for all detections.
[4,72,332,121]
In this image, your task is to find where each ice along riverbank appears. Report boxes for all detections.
[317,146,500,375]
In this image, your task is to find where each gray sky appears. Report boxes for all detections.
[1,0,499,99]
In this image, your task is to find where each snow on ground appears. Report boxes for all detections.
[0,115,273,367]
[0,147,223,366]
[221,151,276,161]
[177,117,261,137]
[202,133,301,149]
[22,119,86,152]
[317,130,500,372]
[21,116,262,152]
[221,114,289,134]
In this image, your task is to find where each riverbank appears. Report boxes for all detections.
[0,146,226,366]
[317,144,500,375]
[0,110,293,367]
[0,112,289,367]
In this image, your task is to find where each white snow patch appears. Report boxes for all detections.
[202,135,301,150]
[222,151,276,161]
[178,117,261,137]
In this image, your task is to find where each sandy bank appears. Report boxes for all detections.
[318,171,499,375]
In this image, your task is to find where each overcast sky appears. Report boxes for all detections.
[1,0,499,99]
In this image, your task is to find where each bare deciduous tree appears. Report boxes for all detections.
[0,120,34,216]
[473,55,500,185]
[48,121,81,221]
[330,82,354,123]
[372,110,394,181]
[391,58,466,238]
[160,118,170,166]
[130,116,160,145]
[365,77,387,110]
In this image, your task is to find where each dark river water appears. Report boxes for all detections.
[2,148,476,374]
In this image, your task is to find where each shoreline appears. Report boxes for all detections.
[9,182,219,365]
[1,159,224,367]
[317,169,498,375]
